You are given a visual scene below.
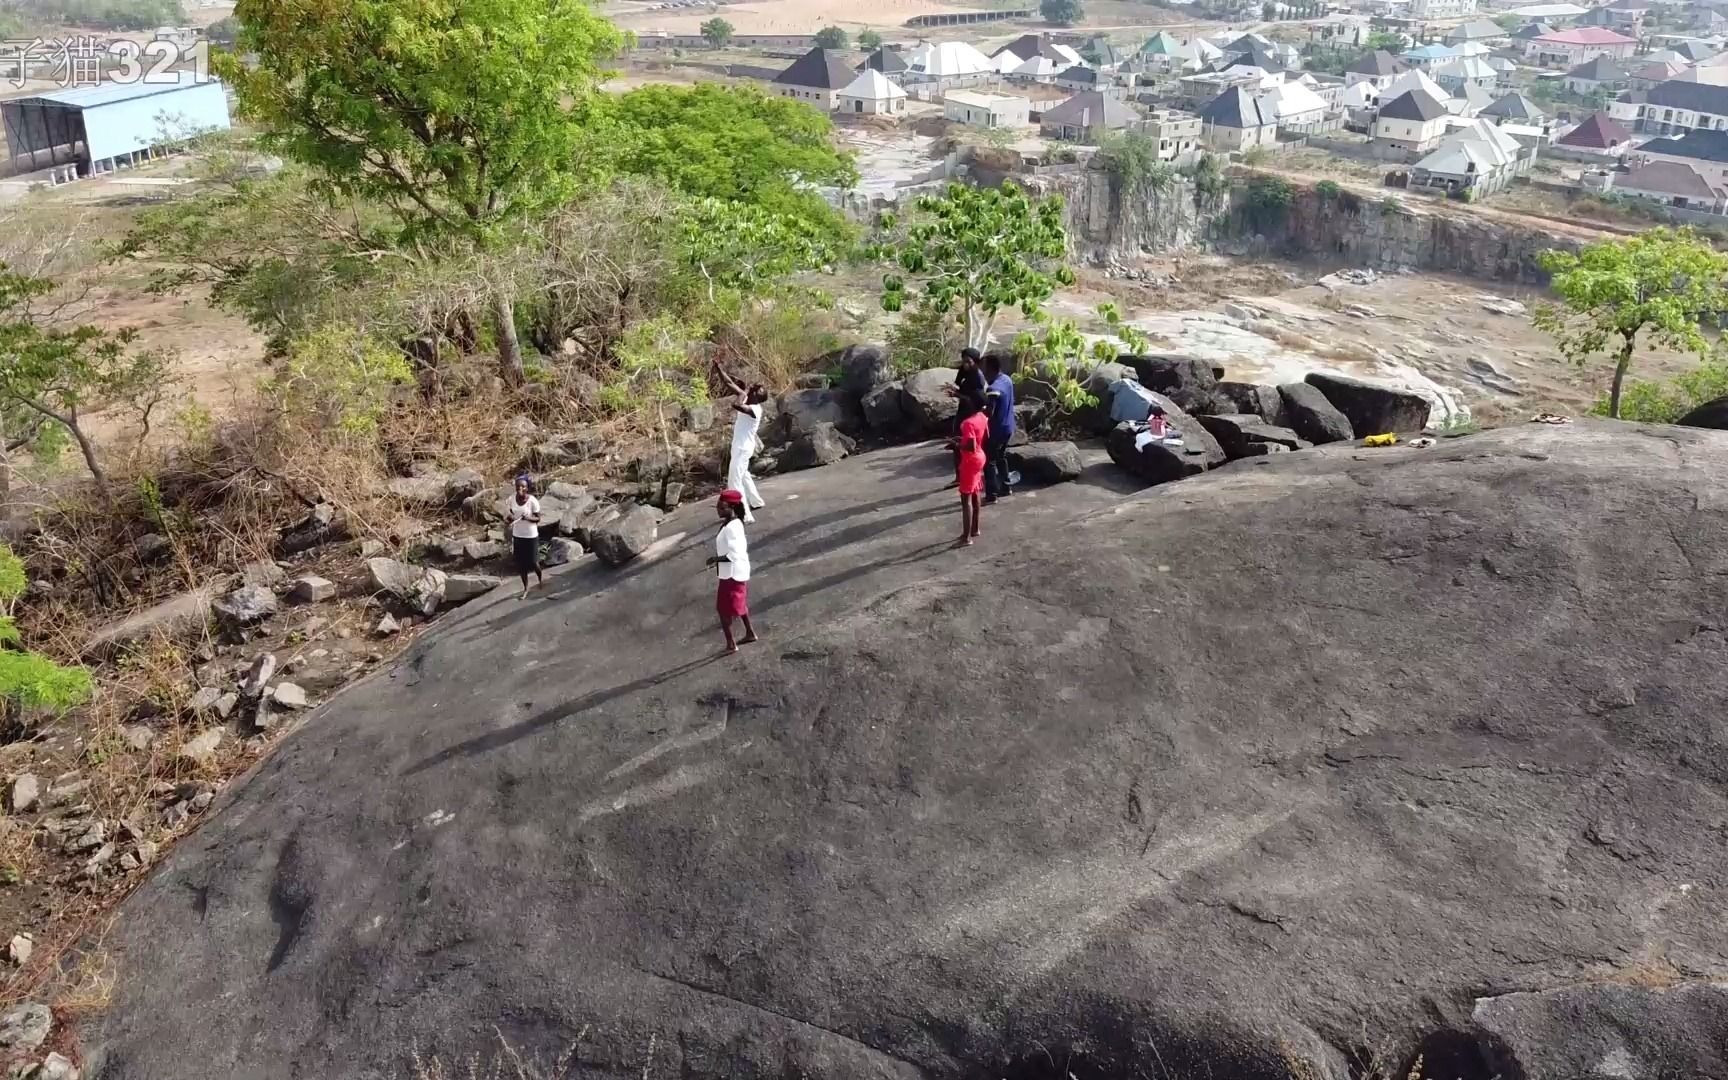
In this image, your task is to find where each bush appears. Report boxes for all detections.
[886,301,963,376]
[268,325,414,436]
[1244,175,1294,229]
[1596,357,1728,424]
[813,25,848,49]
[1315,179,1343,202]
[0,545,91,721]
[1094,132,1174,193]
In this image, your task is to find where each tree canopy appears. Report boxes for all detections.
[1041,0,1083,25]
[857,28,882,49]
[813,25,849,48]
[1534,227,1728,419]
[700,17,733,47]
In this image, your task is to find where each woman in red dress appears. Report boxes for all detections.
[955,390,987,546]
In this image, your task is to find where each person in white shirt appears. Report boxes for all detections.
[505,475,544,599]
[712,361,767,523]
[705,489,758,655]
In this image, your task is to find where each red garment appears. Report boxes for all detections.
[956,413,987,496]
[716,578,749,618]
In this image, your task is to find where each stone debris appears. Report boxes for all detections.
[7,934,31,967]
[10,775,38,815]
[375,614,401,636]
[179,728,223,766]
[291,575,337,603]
[272,683,309,710]
[0,1002,51,1050]
[240,653,277,698]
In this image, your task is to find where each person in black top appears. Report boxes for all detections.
[943,348,987,489]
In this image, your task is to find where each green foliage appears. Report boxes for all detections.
[813,25,849,49]
[1184,153,1229,207]
[1011,302,1145,416]
[602,314,706,421]
[885,301,963,376]
[1243,174,1294,229]
[1534,227,1728,419]
[1379,195,1401,215]
[0,546,91,716]
[1240,145,1273,167]
[1493,13,1522,31]
[699,16,733,46]
[1592,357,1728,424]
[874,182,1071,352]
[679,197,838,304]
[268,324,413,435]
[1365,31,1405,50]
[857,28,882,49]
[206,15,240,45]
[595,83,857,240]
[23,0,183,30]
[1094,132,1175,194]
[1041,0,1082,25]
[1314,179,1343,201]
[222,0,626,244]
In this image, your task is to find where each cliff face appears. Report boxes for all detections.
[1035,169,1577,285]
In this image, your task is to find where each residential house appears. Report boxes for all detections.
[908,41,995,85]
[836,69,908,114]
[1409,0,1478,17]
[1486,56,1519,87]
[1673,65,1728,88]
[1138,32,1221,75]
[1553,109,1634,154]
[1451,82,1498,116]
[943,89,1031,128]
[1009,55,1067,81]
[1445,19,1506,45]
[1199,86,1278,150]
[1083,37,1128,71]
[1479,90,1547,124]
[1635,127,1728,184]
[1524,27,1638,67]
[1144,108,1203,162]
[1179,68,1278,103]
[1610,160,1726,211]
[1345,49,1408,89]
[1611,79,1728,134]
[1382,67,1453,103]
[1403,43,1462,69]
[1053,65,1106,93]
[1374,87,1453,151]
[1564,54,1630,95]
[1411,118,1527,194]
[1039,90,1138,141]
[1257,79,1331,131]
[1627,58,1690,89]
[1670,40,1716,63]
[1689,5,1728,35]
[1433,55,1498,94]
[859,46,910,75]
[1507,3,1588,19]
[1600,0,1648,32]
[772,48,857,109]
[1221,35,1300,71]
[994,34,1085,67]
[1510,22,1557,47]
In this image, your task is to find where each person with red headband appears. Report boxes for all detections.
[705,489,758,654]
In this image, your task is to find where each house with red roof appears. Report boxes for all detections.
[1552,111,1635,157]
[1523,27,1638,68]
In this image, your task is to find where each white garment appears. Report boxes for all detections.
[715,519,750,581]
[728,448,763,521]
[506,495,540,539]
[731,403,762,456]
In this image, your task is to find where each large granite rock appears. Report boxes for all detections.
[778,388,861,441]
[1677,394,1728,430]
[85,584,222,659]
[589,505,660,567]
[861,382,908,434]
[87,424,1728,1080]
[902,368,959,434]
[1216,382,1289,427]
[1007,441,1083,484]
[1278,382,1354,444]
[824,343,892,400]
[1305,372,1432,435]
[365,557,447,617]
[1105,391,1227,484]
[1194,414,1310,460]
[781,423,856,472]
[1473,982,1728,1080]
[1123,354,1221,415]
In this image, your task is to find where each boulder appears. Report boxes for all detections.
[901,368,959,434]
[778,388,861,441]
[385,474,450,508]
[444,573,503,606]
[365,558,447,617]
[445,468,488,503]
[277,503,347,556]
[85,584,221,659]
[629,447,684,484]
[36,1051,77,1080]
[683,402,716,433]
[1193,414,1310,460]
[861,382,908,434]
[1474,982,1728,1080]
[239,560,286,589]
[1215,382,1289,427]
[568,504,622,549]
[375,614,400,637]
[1106,393,1228,485]
[0,1002,50,1050]
[1123,354,1221,415]
[794,373,829,390]
[1305,372,1432,435]
[589,505,660,567]
[271,683,309,710]
[11,774,39,814]
[541,538,583,567]
[825,343,892,399]
[240,653,277,698]
[211,585,277,631]
[1006,442,1083,485]
[1278,382,1354,445]
[1677,394,1728,430]
[133,533,171,563]
[781,423,856,472]
[462,539,503,563]
[290,576,336,603]
[188,687,223,716]
[177,728,222,766]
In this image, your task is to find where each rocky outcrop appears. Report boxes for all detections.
[826,343,892,400]
[1007,442,1083,484]
[590,504,660,567]
[1105,391,1227,484]
[1216,382,1289,427]
[1123,354,1222,415]
[1474,982,1728,1080]
[366,557,447,617]
[1193,413,1309,459]
[1304,372,1432,435]
[1677,394,1728,430]
[782,423,856,471]
[778,388,861,441]
[1278,383,1354,445]
[902,368,959,434]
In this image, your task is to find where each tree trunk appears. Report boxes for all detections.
[1608,334,1635,419]
[492,291,524,386]
[0,409,10,508]
[65,411,110,507]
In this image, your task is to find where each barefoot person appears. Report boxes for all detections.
[705,490,758,654]
[955,390,987,545]
[712,362,768,523]
[506,475,544,599]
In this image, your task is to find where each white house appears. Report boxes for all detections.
[1612,80,1728,135]
[836,69,908,115]
[1611,160,1727,211]
[1523,27,1639,68]
[1345,49,1407,90]
[1199,86,1277,151]
[943,89,1031,128]
[1257,79,1329,131]
[771,48,856,110]
[1374,87,1452,152]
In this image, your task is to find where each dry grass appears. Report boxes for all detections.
[410,1028,593,1080]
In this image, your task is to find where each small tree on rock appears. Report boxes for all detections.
[1041,0,1083,25]
[700,17,733,47]
[1534,227,1728,419]
[875,181,1071,352]
[813,25,849,49]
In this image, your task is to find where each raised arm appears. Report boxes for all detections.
[711,360,746,397]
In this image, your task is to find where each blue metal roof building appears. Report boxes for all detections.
[0,71,230,178]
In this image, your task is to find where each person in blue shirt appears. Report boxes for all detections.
[982,354,1015,502]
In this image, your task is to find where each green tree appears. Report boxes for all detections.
[1263,1,1277,20]
[875,182,1072,351]
[219,0,626,384]
[0,266,168,504]
[857,28,882,50]
[679,197,838,305]
[1534,227,1728,419]
[813,25,849,49]
[206,15,240,46]
[1493,13,1522,31]
[700,16,733,47]
[1599,356,1728,423]
[1365,30,1404,50]
[0,546,90,723]
[1041,0,1083,24]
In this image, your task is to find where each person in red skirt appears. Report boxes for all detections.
[955,390,987,546]
[705,489,758,654]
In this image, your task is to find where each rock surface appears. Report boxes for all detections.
[366,558,447,617]
[1193,414,1310,460]
[85,585,221,659]
[589,505,660,567]
[901,368,959,433]
[444,573,503,606]
[1304,372,1432,435]
[88,427,1728,1080]
[827,343,892,399]
[1278,382,1355,444]
[781,423,855,471]
[1473,981,1728,1080]
[212,584,279,629]
[861,382,907,433]
[1105,393,1228,484]
[1007,442,1084,484]
[778,388,859,441]
[1215,381,1288,427]
[1123,354,1220,415]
